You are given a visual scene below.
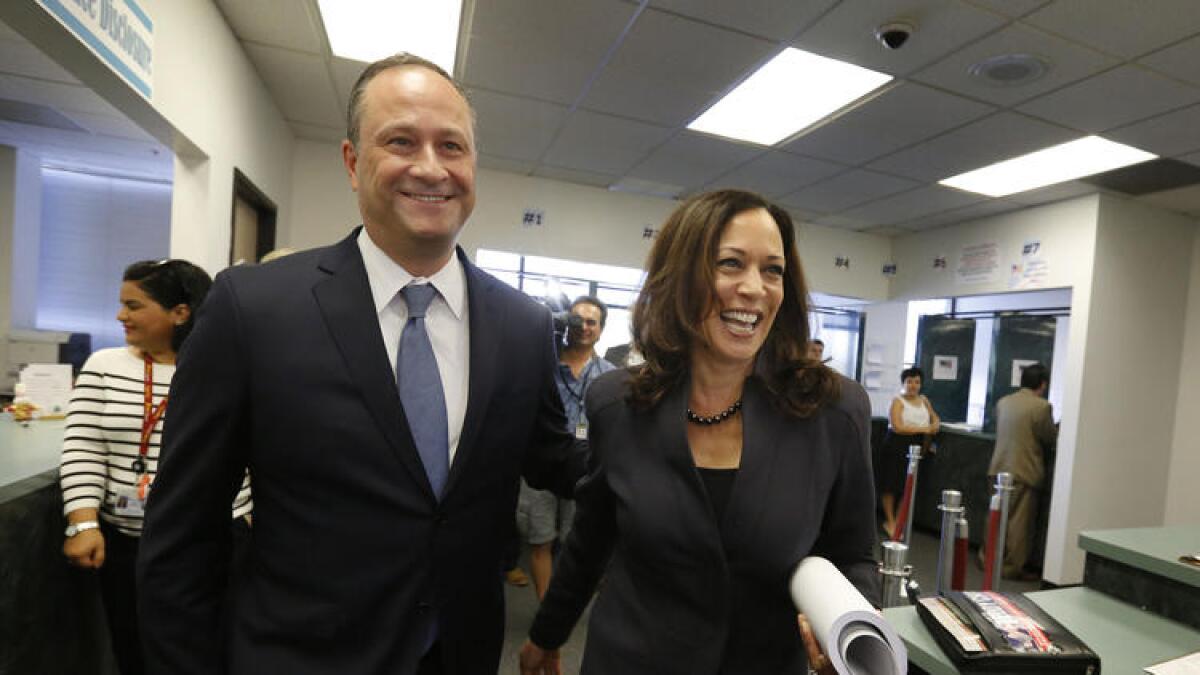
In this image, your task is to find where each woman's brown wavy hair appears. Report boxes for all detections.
[627,189,839,418]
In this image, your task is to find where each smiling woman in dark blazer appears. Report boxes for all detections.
[519,189,879,675]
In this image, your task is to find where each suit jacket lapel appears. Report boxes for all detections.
[311,229,436,500]
[444,250,503,496]
[650,379,729,571]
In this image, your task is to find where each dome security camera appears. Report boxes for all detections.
[875,21,915,50]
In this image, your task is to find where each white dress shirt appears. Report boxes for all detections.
[357,229,470,464]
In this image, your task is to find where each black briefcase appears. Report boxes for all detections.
[915,591,1100,673]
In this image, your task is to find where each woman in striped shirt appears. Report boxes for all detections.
[60,259,253,675]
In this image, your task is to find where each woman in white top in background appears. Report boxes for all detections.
[59,259,253,675]
[878,366,940,536]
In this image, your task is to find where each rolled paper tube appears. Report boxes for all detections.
[790,556,908,675]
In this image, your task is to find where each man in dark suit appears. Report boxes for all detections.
[137,53,580,675]
[989,362,1057,580]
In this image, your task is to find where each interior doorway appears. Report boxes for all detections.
[229,168,276,265]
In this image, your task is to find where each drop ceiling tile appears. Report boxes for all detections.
[1140,35,1200,87]
[1017,65,1200,133]
[625,131,761,189]
[67,110,157,143]
[469,90,570,162]
[838,184,984,225]
[960,0,1052,19]
[782,82,995,165]
[898,198,1021,230]
[533,165,619,189]
[792,0,1009,78]
[648,0,836,41]
[329,57,366,105]
[0,35,80,84]
[478,154,537,174]
[1004,180,1098,207]
[1024,0,1200,59]
[462,0,638,105]
[291,121,344,143]
[215,0,325,53]
[582,8,776,127]
[809,214,875,230]
[0,73,121,117]
[244,44,342,127]
[543,109,674,175]
[778,169,920,214]
[704,150,846,198]
[912,23,1117,107]
[1137,183,1200,217]
[1104,104,1200,158]
[864,224,913,236]
[867,112,1077,182]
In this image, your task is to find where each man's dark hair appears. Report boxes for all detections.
[900,366,924,383]
[811,338,824,347]
[570,296,608,327]
[123,259,213,352]
[346,52,472,149]
[1020,362,1050,390]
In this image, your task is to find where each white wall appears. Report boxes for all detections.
[0,145,42,390]
[1166,228,1200,525]
[286,143,892,300]
[890,197,1099,301]
[1046,195,1196,579]
[143,0,294,272]
[859,300,909,417]
[0,146,41,330]
[4,0,296,275]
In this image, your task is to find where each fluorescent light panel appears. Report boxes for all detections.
[317,0,462,72]
[687,48,892,146]
[940,136,1157,197]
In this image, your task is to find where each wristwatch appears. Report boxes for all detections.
[65,521,100,537]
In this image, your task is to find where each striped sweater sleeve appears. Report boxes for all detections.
[59,351,114,515]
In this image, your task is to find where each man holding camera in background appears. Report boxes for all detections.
[517,296,616,600]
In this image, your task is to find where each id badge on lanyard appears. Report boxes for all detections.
[118,355,167,516]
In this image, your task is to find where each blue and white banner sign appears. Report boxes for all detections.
[36,0,154,99]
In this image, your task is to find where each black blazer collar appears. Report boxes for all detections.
[648,376,787,561]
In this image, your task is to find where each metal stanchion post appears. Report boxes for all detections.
[878,540,914,608]
[984,473,1014,591]
[952,510,969,591]
[935,490,963,595]
[892,445,923,543]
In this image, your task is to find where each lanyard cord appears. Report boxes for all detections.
[138,354,169,465]
[557,357,594,404]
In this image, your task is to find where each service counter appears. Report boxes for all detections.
[870,419,1052,558]
[884,586,1200,675]
[0,418,115,675]
[884,526,1200,674]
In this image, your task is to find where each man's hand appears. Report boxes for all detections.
[64,529,106,569]
[798,614,835,675]
[519,639,562,675]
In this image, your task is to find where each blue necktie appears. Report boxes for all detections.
[397,284,449,499]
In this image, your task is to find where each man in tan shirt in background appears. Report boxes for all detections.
[989,362,1057,580]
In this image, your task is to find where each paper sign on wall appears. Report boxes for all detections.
[1011,359,1038,388]
[933,355,958,381]
[956,242,1000,284]
[19,364,73,417]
